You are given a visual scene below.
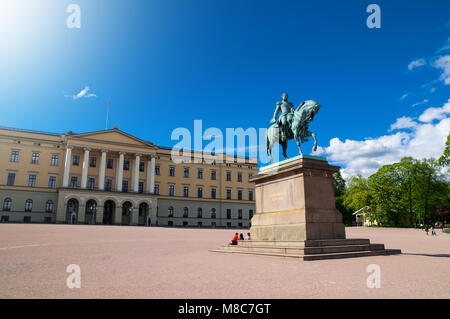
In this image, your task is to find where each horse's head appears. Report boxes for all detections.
[295,99,321,124]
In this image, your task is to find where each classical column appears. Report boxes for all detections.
[133,154,141,193]
[98,150,107,191]
[62,147,72,188]
[81,148,90,189]
[116,152,124,192]
[146,156,155,193]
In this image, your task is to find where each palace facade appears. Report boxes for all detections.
[0,126,257,228]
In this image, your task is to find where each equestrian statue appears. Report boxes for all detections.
[266,93,321,164]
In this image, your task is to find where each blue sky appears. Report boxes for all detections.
[0,0,449,177]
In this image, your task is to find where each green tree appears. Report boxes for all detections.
[332,171,346,197]
[438,133,450,166]
[413,158,448,226]
[368,163,409,226]
[343,174,371,212]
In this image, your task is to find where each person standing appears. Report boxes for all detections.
[244,233,251,240]
[71,211,77,224]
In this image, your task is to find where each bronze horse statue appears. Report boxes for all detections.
[266,100,321,164]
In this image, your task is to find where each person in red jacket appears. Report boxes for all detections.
[230,233,239,245]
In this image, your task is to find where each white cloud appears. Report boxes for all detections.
[433,54,450,85]
[315,100,450,178]
[399,93,409,100]
[65,86,97,100]
[436,38,450,53]
[418,99,450,122]
[408,58,427,71]
[388,116,417,132]
[412,99,429,107]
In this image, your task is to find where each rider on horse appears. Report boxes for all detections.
[270,93,295,142]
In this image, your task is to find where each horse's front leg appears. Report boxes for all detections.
[294,133,303,156]
[312,132,317,152]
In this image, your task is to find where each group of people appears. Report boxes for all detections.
[230,232,251,245]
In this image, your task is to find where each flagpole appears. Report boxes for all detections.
[106,99,110,130]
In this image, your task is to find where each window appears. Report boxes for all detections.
[210,170,216,180]
[226,171,231,181]
[184,167,190,177]
[248,190,254,201]
[6,173,16,186]
[168,206,174,217]
[122,180,129,192]
[169,166,175,176]
[139,181,144,193]
[3,198,12,211]
[107,158,114,169]
[10,150,19,162]
[154,183,160,195]
[237,172,242,182]
[105,178,113,191]
[197,169,203,179]
[50,154,59,166]
[226,189,232,200]
[237,190,243,200]
[168,184,175,196]
[89,156,97,168]
[227,222,232,228]
[88,177,96,190]
[70,176,78,188]
[211,187,216,199]
[183,221,188,227]
[198,222,202,227]
[249,210,254,219]
[139,161,145,172]
[197,208,202,218]
[183,207,189,218]
[155,165,160,175]
[25,199,33,212]
[248,173,253,181]
[72,154,80,166]
[45,200,54,213]
[238,209,243,219]
[123,160,130,171]
[183,186,189,197]
[227,209,231,219]
[31,152,40,164]
[48,175,57,189]
[197,187,203,198]
[28,174,37,187]
[211,208,216,219]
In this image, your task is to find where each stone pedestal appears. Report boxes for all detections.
[250,155,345,241]
[211,155,401,260]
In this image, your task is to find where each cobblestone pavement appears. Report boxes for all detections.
[0,224,449,298]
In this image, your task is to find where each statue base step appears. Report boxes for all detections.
[209,239,401,261]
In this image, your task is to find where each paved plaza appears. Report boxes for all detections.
[0,224,449,299]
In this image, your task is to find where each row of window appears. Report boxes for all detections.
[2,198,54,213]
[9,151,253,182]
[166,207,254,219]
[5,172,254,200]
[174,185,253,200]
[10,150,60,166]
[172,166,252,182]
[71,154,146,171]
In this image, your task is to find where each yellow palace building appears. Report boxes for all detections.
[0,126,257,228]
